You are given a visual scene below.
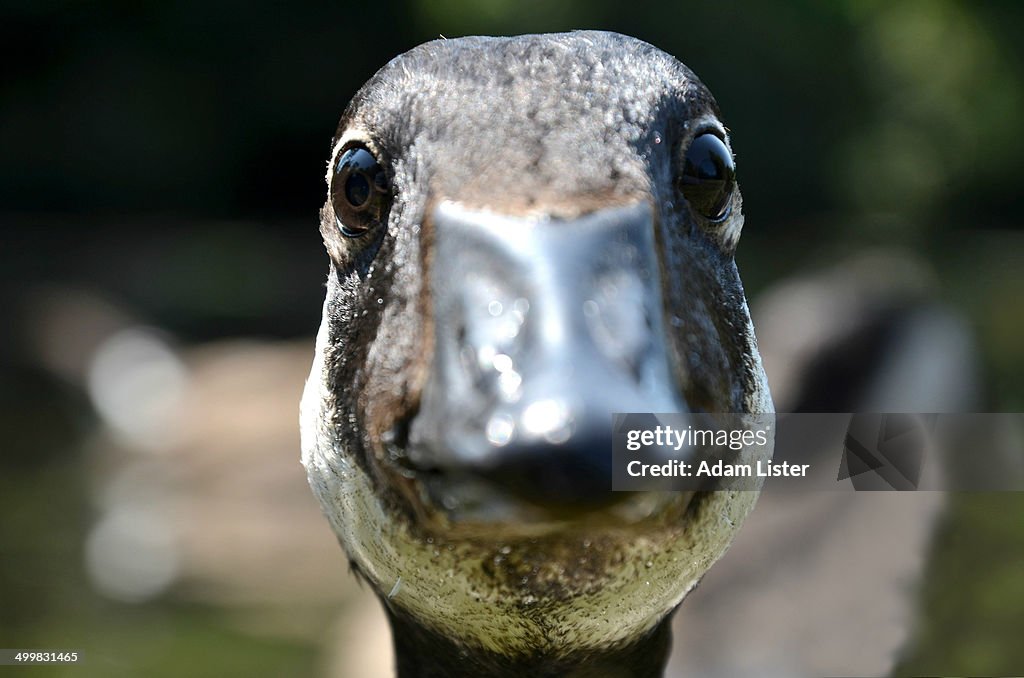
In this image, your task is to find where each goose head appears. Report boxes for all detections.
[301,31,772,676]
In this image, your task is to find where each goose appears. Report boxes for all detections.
[300,31,772,677]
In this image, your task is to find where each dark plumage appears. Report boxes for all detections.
[301,31,772,677]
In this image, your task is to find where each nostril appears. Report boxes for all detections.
[583,273,653,382]
[453,292,529,402]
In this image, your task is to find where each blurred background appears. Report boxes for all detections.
[1,1,1022,676]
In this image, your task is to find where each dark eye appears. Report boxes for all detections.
[331,146,390,237]
[679,133,735,221]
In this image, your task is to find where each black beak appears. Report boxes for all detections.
[409,201,686,506]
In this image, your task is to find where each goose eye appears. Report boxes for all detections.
[331,146,390,237]
[679,133,735,221]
